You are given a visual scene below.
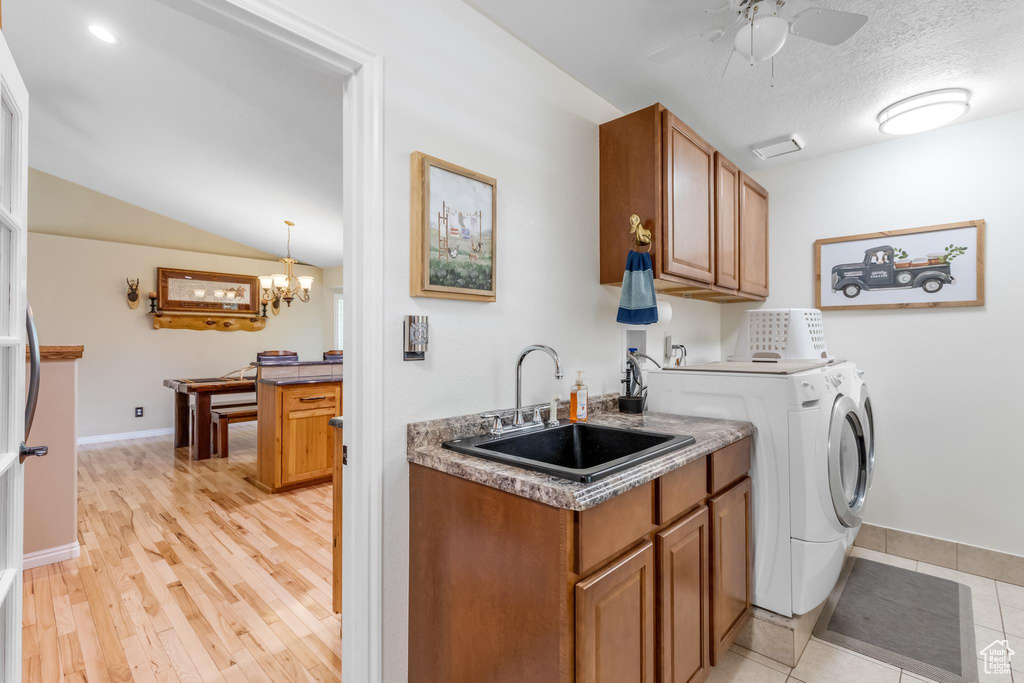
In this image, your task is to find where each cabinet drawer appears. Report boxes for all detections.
[709,437,751,494]
[655,457,707,524]
[283,386,340,413]
[576,482,655,575]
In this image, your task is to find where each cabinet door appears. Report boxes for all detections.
[656,507,710,683]
[577,541,656,683]
[738,173,769,297]
[714,154,740,291]
[708,477,752,664]
[662,110,715,284]
[280,386,339,485]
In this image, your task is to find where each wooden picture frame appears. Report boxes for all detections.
[157,267,261,315]
[814,220,985,311]
[410,152,497,301]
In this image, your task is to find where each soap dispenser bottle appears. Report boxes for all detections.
[570,371,589,423]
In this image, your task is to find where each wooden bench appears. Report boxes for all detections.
[212,406,258,458]
[190,402,257,457]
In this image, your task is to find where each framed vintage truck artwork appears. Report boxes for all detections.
[410,152,497,302]
[814,220,985,311]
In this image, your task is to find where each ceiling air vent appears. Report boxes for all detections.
[752,135,804,160]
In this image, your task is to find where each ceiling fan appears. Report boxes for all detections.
[649,0,868,77]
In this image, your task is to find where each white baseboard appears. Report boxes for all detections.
[23,542,80,570]
[77,427,174,445]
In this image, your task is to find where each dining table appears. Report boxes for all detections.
[163,377,256,460]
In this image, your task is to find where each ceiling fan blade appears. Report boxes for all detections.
[649,0,729,8]
[789,8,868,46]
[649,27,726,63]
[722,49,755,78]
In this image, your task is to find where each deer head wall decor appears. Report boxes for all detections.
[126,278,141,309]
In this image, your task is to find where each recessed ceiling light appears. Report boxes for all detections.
[88,25,119,45]
[877,89,970,136]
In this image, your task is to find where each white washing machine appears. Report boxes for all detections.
[647,360,874,617]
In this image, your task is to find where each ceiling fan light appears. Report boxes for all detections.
[877,89,970,135]
[735,16,788,62]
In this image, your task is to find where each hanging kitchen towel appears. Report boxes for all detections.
[616,250,659,325]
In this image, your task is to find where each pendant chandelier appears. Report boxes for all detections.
[259,221,313,316]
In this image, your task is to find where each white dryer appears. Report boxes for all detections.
[647,360,875,617]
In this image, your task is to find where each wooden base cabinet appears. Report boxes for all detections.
[576,542,656,683]
[256,381,341,493]
[709,477,753,664]
[657,507,711,683]
[409,437,753,683]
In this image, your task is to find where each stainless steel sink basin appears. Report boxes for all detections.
[443,421,695,483]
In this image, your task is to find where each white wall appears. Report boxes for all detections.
[322,264,343,352]
[28,233,326,437]
[257,0,723,677]
[722,110,1024,557]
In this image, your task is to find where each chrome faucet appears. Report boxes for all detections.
[515,345,563,426]
[626,350,661,399]
[670,343,687,367]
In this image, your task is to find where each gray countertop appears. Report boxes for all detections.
[257,375,342,386]
[254,360,343,366]
[328,417,344,428]
[406,395,753,511]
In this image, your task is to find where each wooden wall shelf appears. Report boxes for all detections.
[150,312,266,332]
[26,345,85,361]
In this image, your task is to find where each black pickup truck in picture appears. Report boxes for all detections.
[831,245,955,298]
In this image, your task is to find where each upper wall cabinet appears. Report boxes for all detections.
[600,104,768,303]
[738,173,769,297]
[662,111,715,284]
[715,153,740,291]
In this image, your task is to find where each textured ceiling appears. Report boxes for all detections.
[465,0,1024,168]
[5,0,345,267]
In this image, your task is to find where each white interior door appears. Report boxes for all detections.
[0,27,30,682]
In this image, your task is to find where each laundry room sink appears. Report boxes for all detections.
[443,422,694,483]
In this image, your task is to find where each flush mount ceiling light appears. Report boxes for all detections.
[88,24,119,44]
[877,89,971,135]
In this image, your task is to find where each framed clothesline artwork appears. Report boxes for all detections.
[410,152,497,302]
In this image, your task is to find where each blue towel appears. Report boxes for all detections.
[616,251,659,325]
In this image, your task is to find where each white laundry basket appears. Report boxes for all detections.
[730,308,831,361]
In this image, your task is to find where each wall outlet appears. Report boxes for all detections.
[135,407,144,418]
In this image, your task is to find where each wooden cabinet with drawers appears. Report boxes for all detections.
[256,380,342,493]
[409,435,753,683]
[600,103,769,302]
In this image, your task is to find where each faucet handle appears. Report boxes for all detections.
[480,412,504,436]
[532,406,543,424]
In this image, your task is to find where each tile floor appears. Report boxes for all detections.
[711,546,1020,682]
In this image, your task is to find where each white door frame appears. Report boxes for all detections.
[0,26,30,683]
[159,1,385,679]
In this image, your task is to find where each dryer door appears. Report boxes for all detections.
[828,395,868,528]
[859,386,875,490]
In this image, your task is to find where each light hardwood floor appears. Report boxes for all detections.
[21,424,341,682]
